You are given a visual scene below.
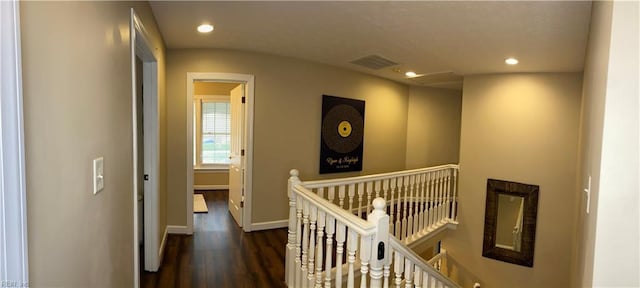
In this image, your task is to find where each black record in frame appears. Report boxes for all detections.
[320,95,365,174]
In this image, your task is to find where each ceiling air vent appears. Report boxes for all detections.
[350,55,398,70]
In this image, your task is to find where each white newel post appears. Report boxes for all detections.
[368,197,390,288]
[287,169,301,286]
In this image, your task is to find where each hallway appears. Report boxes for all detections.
[142,191,287,287]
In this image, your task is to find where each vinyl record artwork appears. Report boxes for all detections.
[320,95,365,174]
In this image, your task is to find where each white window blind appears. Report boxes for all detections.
[201,101,231,164]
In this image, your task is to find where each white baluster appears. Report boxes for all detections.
[317,187,325,199]
[359,234,371,288]
[428,172,435,228]
[402,176,409,240]
[452,168,458,221]
[385,179,393,232]
[407,175,416,239]
[296,195,304,288]
[393,177,402,238]
[404,258,414,288]
[423,272,430,288]
[445,170,451,221]
[418,173,426,233]
[439,170,445,223]
[302,200,310,288]
[394,250,404,288]
[328,186,336,205]
[315,210,326,288]
[357,183,365,218]
[347,229,358,288]
[433,171,440,223]
[414,266,422,288]
[414,174,423,235]
[308,205,318,287]
[367,182,374,216]
[348,184,356,214]
[336,222,346,288]
[325,215,335,288]
[339,185,346,209]
[288,170,301,285]
[433,171,440,224]
[383,261,391,288]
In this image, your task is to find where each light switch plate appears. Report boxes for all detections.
[93,157,104,194]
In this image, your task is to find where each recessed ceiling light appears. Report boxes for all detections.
[197,24,214,33]
[405,71,417,77]
[505,57,519,65]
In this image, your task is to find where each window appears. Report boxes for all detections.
[194,95,230,168]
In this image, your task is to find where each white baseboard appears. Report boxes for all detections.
[194,184,228,190]
[251,219,288,231]
[158,226,168,264]
[167,225,190,234]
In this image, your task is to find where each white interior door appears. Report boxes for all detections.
[228,84,244,226]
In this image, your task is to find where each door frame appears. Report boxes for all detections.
[0,0,29,283]
[130,8,161,281]
[186,72,255,233]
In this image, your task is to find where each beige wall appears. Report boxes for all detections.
[167,49,409,225]
[194,171,229,186]
[20,1,166,286]
[194,81,239,95]
[573,2,613,287]
[445,73,582,288]
[405,86,462,168]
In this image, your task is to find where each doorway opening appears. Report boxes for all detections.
[186,73,255,233]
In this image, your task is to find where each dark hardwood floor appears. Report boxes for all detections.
[141,191,287,288]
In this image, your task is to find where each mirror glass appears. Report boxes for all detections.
[495,194,524,252]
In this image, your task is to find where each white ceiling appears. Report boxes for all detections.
[150,1,592,89]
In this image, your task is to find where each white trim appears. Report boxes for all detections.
[195,164,230,170]
[166,225,190,235]
[194,168,228,173]
[194,185,229,190]
[131,8,161,282]
[0,0,28,283]
[186,72,255,233]
[405,222,458,249]
[158,226,168,264]
[251,220,289,231]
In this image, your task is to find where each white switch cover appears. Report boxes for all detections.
[93,157,104,194]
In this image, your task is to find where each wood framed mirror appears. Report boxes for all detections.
[482,179,539,267]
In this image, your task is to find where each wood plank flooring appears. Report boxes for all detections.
[141,191,287,288]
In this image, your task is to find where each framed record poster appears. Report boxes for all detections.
[320,95,365,174]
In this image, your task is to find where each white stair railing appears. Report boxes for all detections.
[390,238,458,288]
[426,249,448,273]
[299,164,459,243]
[286,166,461,288]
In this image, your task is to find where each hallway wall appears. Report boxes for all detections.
[446,73,583,288]
[405,86,462,168]
[166,49,410,226]
[20,1,166,286]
